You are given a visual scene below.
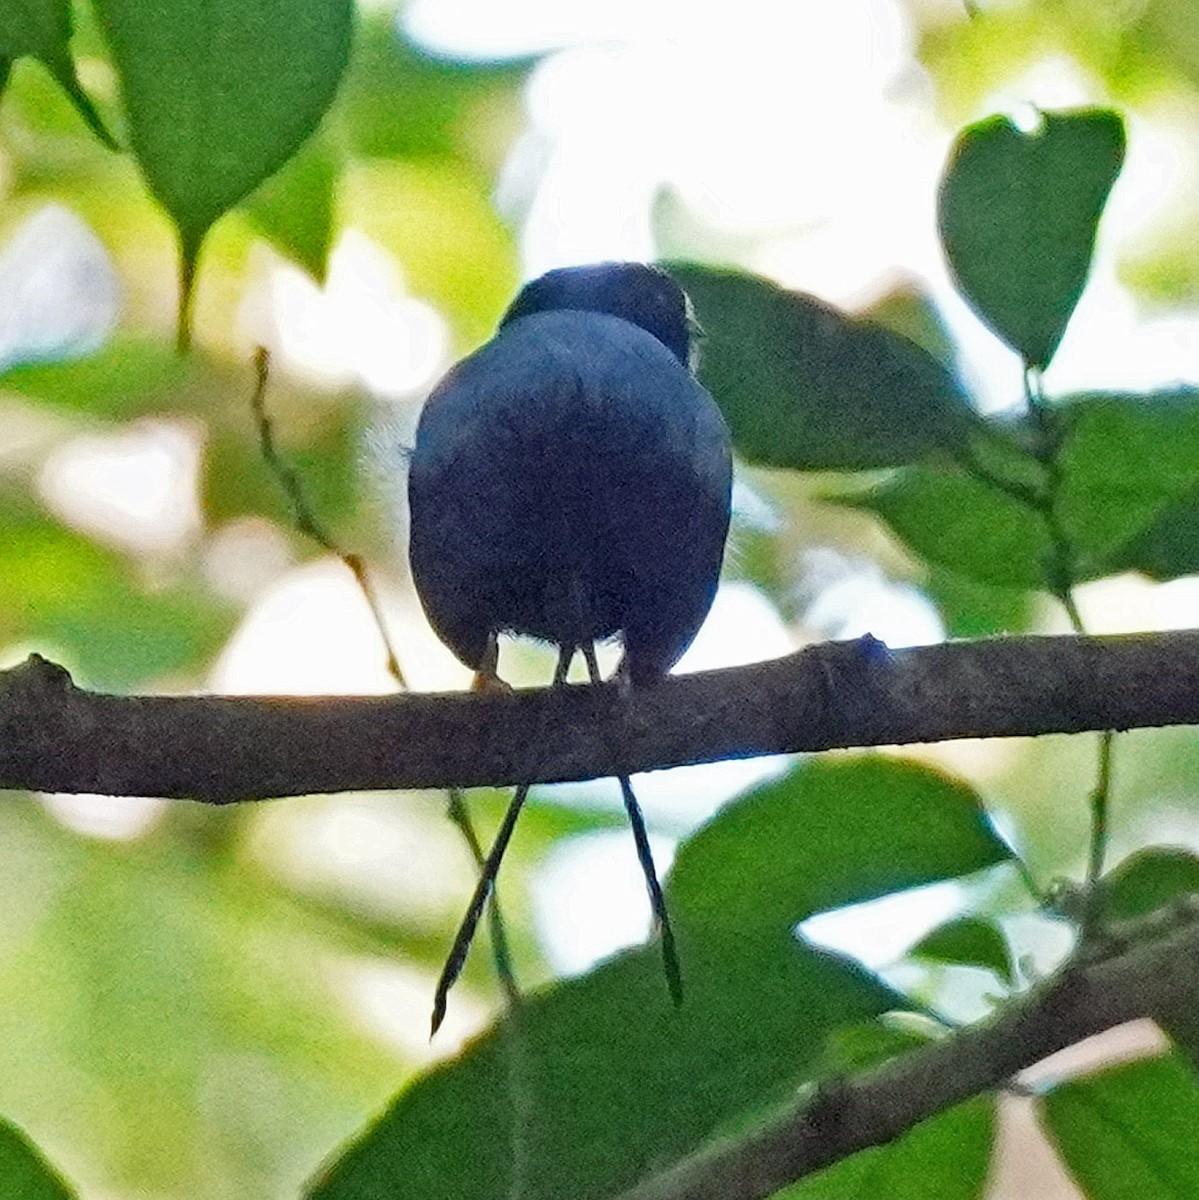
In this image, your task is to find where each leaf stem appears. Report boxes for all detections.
[1021,365,1113,920]
[176,229,201,353]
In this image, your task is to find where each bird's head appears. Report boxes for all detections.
[499,262,697,368]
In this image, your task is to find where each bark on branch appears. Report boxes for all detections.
[618,898,1199,1200]
[1,628,1199,801]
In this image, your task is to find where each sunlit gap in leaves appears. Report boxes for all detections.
[408,1,1199,421]
[238,232,449,401]
[37,419,204,557]
[0,206,118,373]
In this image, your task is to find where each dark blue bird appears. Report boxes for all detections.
[407,262,732,1032]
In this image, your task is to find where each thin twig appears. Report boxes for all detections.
[249,347,407,686]
[249,347,517,1002]
[1021,366,1114,921]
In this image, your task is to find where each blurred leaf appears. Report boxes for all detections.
[338,15,529,164]
[1134,0,1199,89]
[1112,488,1199,580]
[669,265,976,470]
[848,390,1199,591]
[0,503,234,687]
[908,916,1015,985]
[308,932,895,1200]
[1100,848,1199,922]
[1058,390,1199,568]
[842,465,1052,589]
[861,282,960,371]
[1097,847,1199,1073]
[242,135,339,282]
[667,757,1012,938]
[781,1097,994,1200]
[0,1117,76,1199]
[0,0,116,147]
[1041,1054,1199,1198]
[922,565,1035,639]
[91,0,353,341]
[0,802,404,1199]
[938,108,1125,368]
[0,338,205,420]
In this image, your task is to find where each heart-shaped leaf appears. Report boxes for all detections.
[92,0,353,345]
[938,108,1125,368]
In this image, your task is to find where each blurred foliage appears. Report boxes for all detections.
[1042,1053,1199,1198]
[782,1098,995,1200]
[0,2,1198,1199]
[310,755,1006,1200]
[0,1116,76,1200]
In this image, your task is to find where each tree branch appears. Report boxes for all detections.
[2,629,1199,801]
[618,898,1199,1200]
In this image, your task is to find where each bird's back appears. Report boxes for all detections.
[408,308,731,680]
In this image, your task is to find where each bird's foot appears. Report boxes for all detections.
[470,669,513,695]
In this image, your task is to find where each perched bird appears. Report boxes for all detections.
[407,262,733,1033]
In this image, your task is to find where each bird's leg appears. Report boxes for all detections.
[582,643,683,1007]
[431,643,576,1037]
[470,630,512,693]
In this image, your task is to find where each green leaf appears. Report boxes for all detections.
[1041,1054,1199,1198]
[908,916,1015,985]
[0,1118,76,1199]
[1112,488,1199,581]
[1100,848,1199,922]
[0,338,206,420]
[1098,849,1199,1074]
[842,466,1052,589]
[668,265,976,470]
[92,0,353,343]
[242,135,338,283]
[781,1097,995,1200]
[847,390,1199,591]
[0,504,235,687]
[938,108,1125,368]
[307,933,895,1200]
[1058,390,1199,568]
[667,757,1012,938]
[0,0,116,147]
[922,565,1035,639]
[338,15,530,163]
